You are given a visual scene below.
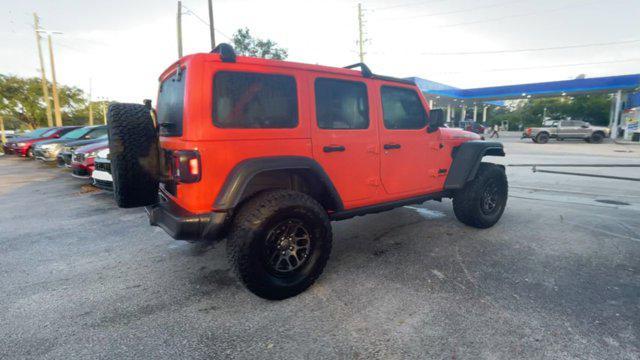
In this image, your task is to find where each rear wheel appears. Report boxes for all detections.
[107,103,160,208]
[453,163,508,229]
[535,133,549,144]
[226,190,332,300]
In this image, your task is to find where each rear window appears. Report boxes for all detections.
[315,78,369,129]
[213,71,298,129]
[157,69,186,136]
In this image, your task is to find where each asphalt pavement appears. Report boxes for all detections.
[1,136,639,359]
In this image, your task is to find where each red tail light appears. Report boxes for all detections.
[526,128,532,135]
[171,150,201,183]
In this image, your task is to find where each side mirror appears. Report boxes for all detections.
[427,109,445,133]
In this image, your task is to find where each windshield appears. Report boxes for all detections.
[41,128,58,137]
[61,127,90,140]
[22,128,51,138]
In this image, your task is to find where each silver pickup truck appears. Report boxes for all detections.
[522,119,610,144]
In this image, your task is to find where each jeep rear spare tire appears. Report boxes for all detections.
[226,190,332,300]
[453,163,508,229]
[107,103,160,208]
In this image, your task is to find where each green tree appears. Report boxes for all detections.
[0,74,88,129]
[232,28,288,60]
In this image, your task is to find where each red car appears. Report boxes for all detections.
[70,140,108,178]
[4,127,80,158]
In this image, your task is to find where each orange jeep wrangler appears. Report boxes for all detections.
[107,44,507,300]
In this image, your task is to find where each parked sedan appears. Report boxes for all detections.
[34,125,108,162]
[91,147,112,190]
[5,127,80,158]
[70,140,108,178]
[56,134,108,167]
[3,127,54,156]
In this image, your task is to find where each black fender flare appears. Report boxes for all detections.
[444,141,505,190]
[213,156,344,211]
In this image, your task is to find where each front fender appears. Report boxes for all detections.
[444,141,505,190]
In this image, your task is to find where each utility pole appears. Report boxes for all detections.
[208,0,216,50]
[0,115,5,145]
[357,3,365,63]
[33,13,53,127]
[177,1,183,58]
[88,79,93,126]
[47,34,63,127]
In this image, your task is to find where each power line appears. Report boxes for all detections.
[369,0,446,11]
[419,39,640,55]
[375,0,527,21]
[180,4,232,41]
[436,0,599,28]
[434,58,640,75]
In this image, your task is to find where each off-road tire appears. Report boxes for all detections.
[590,132,604,144]
[226,190,332,300]
[535,133,549,144]
[453,163,508,229]
[107,103,159,208]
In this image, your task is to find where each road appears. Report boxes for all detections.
[1,136,639,359]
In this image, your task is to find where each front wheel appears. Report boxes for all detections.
[590,132,604,144]
[226,190,332,300]
[453,163,508,229]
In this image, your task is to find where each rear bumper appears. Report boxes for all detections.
[146,196,228,242]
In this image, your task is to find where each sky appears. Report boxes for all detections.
[1,0,639,102]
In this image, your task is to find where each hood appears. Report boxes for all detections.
[34,138,66,147]
[75,140,109,155]
[439,127,483,141]
[65,137,107,148]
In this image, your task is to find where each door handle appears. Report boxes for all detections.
[383,143,401,150]
[323,145,345,153]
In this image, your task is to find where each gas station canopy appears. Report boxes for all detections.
[410,74,640,103]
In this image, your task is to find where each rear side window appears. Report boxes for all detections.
[213,72,298,128]
[315,78,369,129]
[381,86,427,130]
[157,69,186,136]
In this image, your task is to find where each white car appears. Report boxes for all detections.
[91,147,113,190]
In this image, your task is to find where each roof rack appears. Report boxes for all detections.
[211,43,236,63]
[344,63,373,78]
[344,62,415,85]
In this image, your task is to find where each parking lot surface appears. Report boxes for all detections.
[1,137,639,359]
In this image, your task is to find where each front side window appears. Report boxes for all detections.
[315,78,369,129]
[213,72,298,129]
[381,86,427,130]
